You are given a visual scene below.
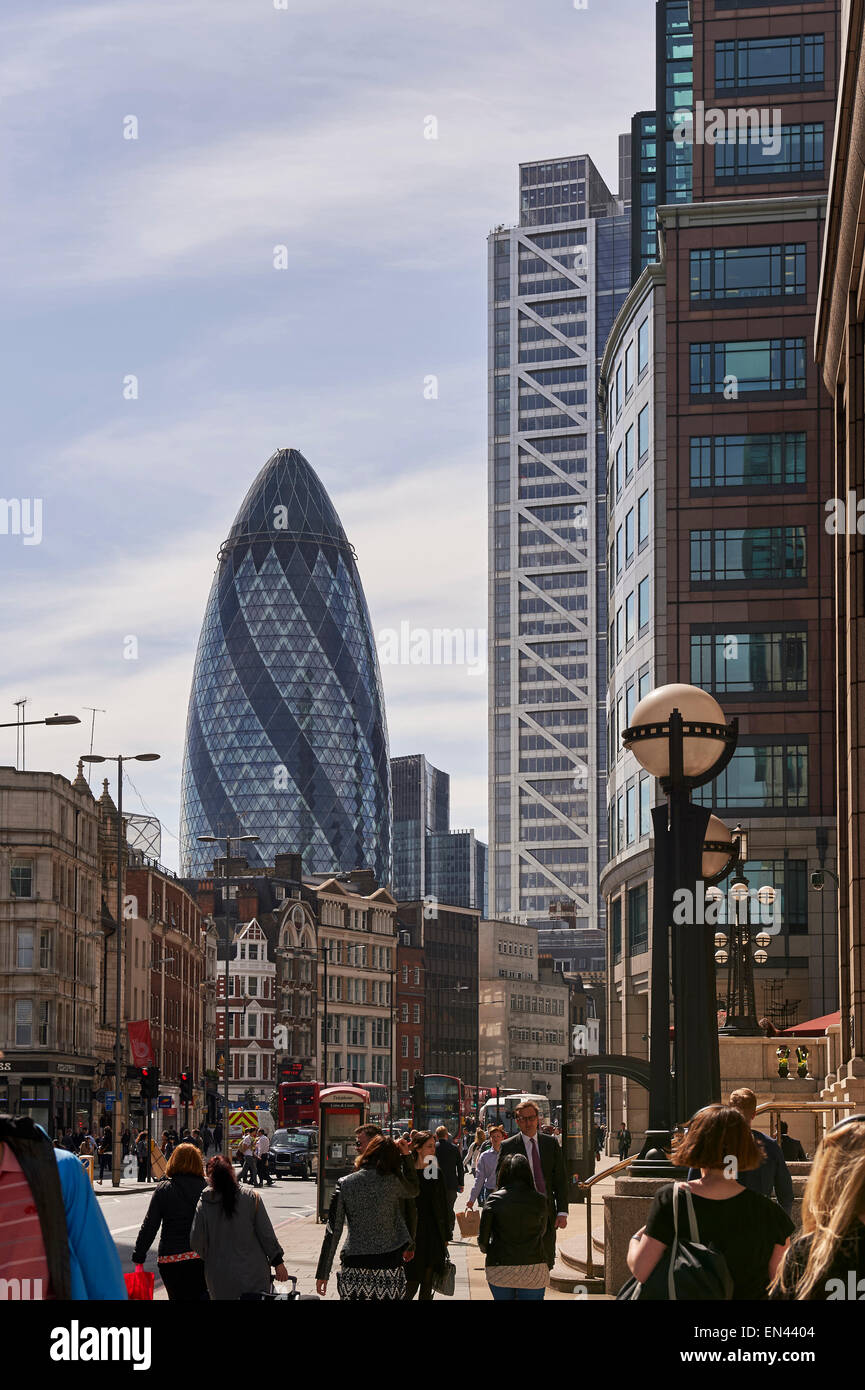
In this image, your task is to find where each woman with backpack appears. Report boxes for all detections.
[770,1114,865,1299]
[478,1152,549,1300]
[190,1154,287,1300]
[131,1142,208,1301]
[626,1104,794,1300]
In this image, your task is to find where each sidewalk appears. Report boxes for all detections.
[94,1177,157,1197]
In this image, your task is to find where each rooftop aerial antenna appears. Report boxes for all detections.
[83,707,106,784]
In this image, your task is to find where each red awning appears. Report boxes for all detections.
[781,1011,840,1036]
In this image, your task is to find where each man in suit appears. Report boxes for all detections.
[496,1100,568,1268]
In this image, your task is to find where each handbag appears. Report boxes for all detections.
[616,1183,733,1301]
[456,1208,481,1238]
[124,1264,155,1301]
[432,1259,457,1297]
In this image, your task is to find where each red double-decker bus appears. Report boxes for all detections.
[278,1080,323,1128]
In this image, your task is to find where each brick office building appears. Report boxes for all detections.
[602,0,841,1141]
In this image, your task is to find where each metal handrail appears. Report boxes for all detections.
[573,1156,637,1279]
[754,1099,857,1145]
[571,1103,856,1279]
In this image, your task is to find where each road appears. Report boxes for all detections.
[101,1175,320,1298]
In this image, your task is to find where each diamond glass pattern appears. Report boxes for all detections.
[180,448,392,882]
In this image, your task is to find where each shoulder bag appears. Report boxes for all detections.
[616,1183,734,1301]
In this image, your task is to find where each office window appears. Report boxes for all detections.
[616,525,623,574]
[638,317,649,374]
[715,35,824,92]
[401,1069,409,1091]
[638,577,650,630]
[616,444,623,493]
[638,405,649,460]
[625,592,635,644]
[413,1003,421,1023]
[617,793,625,852]
[11,862,33,898]
[413,1036,421,1058]
[413,967,420,985]
[638,490,649,547]
[401,1035,409,1057]
[626,785,636,844]
[690,432,805,488]
[628,884,649,954]
[615,363,623,415]
[626,679,636,726]
[690,245,806,301]
[715,124,823,180]
[625,342,634,396]
[16,928,34,969]
[611,896,622,964]
[693,743,807,811]
[625,510,635,565]
[638,666,651,701]
[690,340,806,395]
[639,777,651,835]
[690,630,806,694]
[39,931,52,970]
[16,1000,32,1046]
[625,426,635,478]
[690,528,806,584]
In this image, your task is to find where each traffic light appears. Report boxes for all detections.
[140,1066,160,1100]
[179,1071,193,1104]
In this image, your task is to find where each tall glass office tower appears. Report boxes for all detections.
[180,447,392,884]
[488,151,631,970]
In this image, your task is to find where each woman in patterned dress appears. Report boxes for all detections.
[315,1135,419,1301]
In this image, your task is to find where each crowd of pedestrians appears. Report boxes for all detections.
[314,1099,569,1302]
[4,1083,865,1305]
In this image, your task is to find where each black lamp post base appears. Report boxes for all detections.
[627,1131,689,1179]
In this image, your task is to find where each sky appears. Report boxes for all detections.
[0,0,655,871]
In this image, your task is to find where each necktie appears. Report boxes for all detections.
[529,1136,547,1195]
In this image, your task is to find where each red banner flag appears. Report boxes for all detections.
[127,1019,155,1067]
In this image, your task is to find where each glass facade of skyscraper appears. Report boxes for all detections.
[180,448,392,884]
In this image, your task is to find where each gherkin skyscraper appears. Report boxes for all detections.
[180,448,392,883]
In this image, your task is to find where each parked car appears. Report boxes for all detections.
[269,1128,318,1181]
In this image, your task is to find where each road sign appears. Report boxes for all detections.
[105,1092,122,1111]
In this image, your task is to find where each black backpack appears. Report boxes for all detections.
[617,1182,734,1301]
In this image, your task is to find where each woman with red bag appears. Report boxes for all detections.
[131,1142,208,1301]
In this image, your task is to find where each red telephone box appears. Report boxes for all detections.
[316,1085,370,1222]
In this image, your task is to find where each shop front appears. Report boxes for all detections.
[0,1057,98,1136]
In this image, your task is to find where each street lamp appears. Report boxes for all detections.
[622,684,738,1175]
[82,751,160,1186]
[197,832,259,1156]
[715,827,773,1037]
[5,712,80,772]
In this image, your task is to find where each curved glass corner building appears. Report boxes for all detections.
[180,448,392,883]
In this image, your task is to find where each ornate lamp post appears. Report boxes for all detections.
[715,827,773,1037]
[623,684,738,1175]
